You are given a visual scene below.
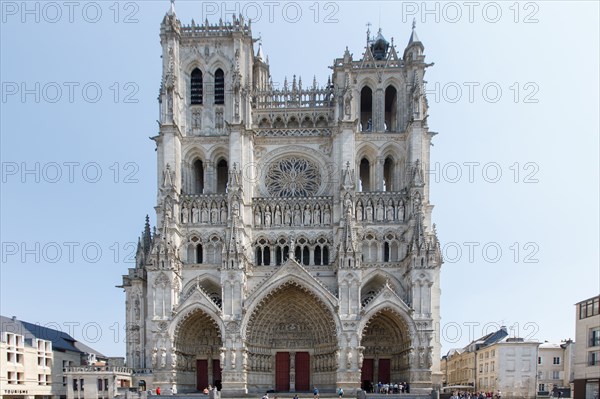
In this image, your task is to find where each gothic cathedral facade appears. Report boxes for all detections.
[121,5,442,396]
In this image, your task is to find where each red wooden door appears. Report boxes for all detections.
[295,352,310,391]
[212,359,221,390]
[361,358,374,390]
[275,352,290,391]
[196,359,208,391]
[378,358,390,384]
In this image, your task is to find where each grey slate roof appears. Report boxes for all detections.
[0,315,106,358]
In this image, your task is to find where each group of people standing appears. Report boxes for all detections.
[371,381,410,394]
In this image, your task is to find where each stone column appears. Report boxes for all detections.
[376,157,384,191]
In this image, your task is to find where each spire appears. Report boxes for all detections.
[256,43,265,61]
[408,18,421,45]
[167,0,175,16]
[143,215,152,256]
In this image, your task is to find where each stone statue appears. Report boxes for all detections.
[219,348,226,365]
[152,347,158,367]
[211,204,218,223]
[254,207,262,226]
[303,205,311,225]
[356,202,363,221]
[346,348,353,369]
[231,350,237,369]
[398,201,405,221]
[181,205,189,223]
[242,351,248,370]
[201,206,209,223]
[293,206,301,226]
[160,347,167,368]
[314,205,321,225]
[220,204,227,222]
[284,205,292,225]
[386,201,395,221]
[170,348,177,368]
[274,205,282,226]
[323,205,331,225]
[264,206,272,227]
[365,202,373,221]
[376,201,384,221]
[192,206,199,223]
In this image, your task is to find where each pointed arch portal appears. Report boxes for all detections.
[360,309,412,391]
[174,310,223,392]
[245,283,338,392]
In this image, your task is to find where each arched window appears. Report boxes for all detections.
[196,244,203,264]
[294,246,301,263]
[276,245,289,266]
[255,238,271,266]
[302,246,309,266]
[263,247,271,266]
[360,86,373,132]
[384,242,390,262]
[255,247,262,266]
[216,159,228,193]
[191,68,203,105]
[384,85,397,131]
[383,157,394,192]
[359,158,371,192]
[214,68,224,105]
[314,246,322,266]
[323,246,329,265]
[193,160,204,194]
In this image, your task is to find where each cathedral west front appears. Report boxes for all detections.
[121,3,443,395]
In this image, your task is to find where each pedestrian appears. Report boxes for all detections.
[313,386,319,399]
[156,386,161,396]
[338,387,344,398]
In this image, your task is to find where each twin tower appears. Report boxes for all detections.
[121,4,442,396]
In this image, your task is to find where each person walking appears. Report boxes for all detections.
[338,387,344,398]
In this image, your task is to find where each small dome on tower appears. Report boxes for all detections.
[371,28,389,60]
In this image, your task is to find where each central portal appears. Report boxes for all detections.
[275,352,310,392]
[245,282,338,393]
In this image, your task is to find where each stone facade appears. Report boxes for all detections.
[120,5,442,396]
[537,341,575,395]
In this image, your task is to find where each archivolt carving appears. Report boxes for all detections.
[360,308,413,373]
[246,282,337,349]
[173,309,222,359]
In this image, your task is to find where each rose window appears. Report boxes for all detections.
[265,157,321,197]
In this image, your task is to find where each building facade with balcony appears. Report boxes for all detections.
[120,4,442,396]
[573,295,599,399]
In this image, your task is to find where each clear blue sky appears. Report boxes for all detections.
[1,1,598,357]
